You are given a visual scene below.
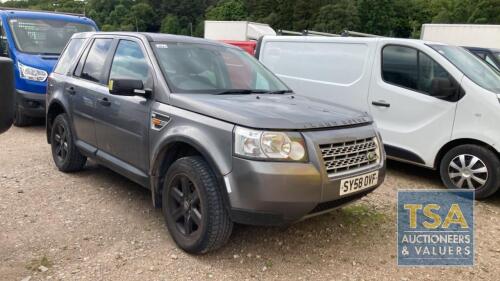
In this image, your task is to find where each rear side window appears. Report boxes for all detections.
[54,39,85,75]
[382,45,454,96]
[109,40,150,85]
[78,38,113,83]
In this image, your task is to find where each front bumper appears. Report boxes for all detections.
[16,90,46,118]
[226,125,386,226]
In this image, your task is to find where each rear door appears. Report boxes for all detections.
[93,37,152,175]
[69,37,115,149]
[368,43,462,166]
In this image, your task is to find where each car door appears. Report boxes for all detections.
[68,37,114,149]
[368,44,461,166]
[93,38,152,174]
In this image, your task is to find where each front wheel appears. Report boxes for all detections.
[440,144,500,199]
[162,156,233,254]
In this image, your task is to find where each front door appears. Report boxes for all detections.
[368,44,462,166]
[94,38,152,173]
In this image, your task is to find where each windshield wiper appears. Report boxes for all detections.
[214,89,268,95]
[265,90,294,95]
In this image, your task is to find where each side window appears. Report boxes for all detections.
[382,46,418,90]
[109,40,150,85]
[54,39,84,75]
[382,45,456,97]
[78,38,113,83]
[0,20,8,57]
[418,52,453,94]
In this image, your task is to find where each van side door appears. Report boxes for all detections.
[368,43,463,166]
[93,37,152,183]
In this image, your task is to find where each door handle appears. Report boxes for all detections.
[372,101,391,108]
[66,86,76,95]
[98,97,111,107]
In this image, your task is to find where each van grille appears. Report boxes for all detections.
[320,137,380,176]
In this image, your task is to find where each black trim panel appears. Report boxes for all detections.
[384,144,425,164]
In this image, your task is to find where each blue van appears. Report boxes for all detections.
[0,9,97,126]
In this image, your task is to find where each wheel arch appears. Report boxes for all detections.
[434,138,499,169]
[46,100,67,143]
[150,136,231,210]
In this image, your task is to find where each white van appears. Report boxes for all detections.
[258,36,500,199]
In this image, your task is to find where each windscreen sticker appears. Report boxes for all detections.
[156,44,168,49]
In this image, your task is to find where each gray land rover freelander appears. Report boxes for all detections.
[46,32,386,254]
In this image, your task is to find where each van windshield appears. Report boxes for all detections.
[152,42,289,94]
[8,18,95,55]
[430,44,500,94]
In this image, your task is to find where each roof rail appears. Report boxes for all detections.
[0,7,85,17]
[303,30,340,37]
[341,30,381,37]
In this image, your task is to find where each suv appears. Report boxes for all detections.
[46,32,386,253]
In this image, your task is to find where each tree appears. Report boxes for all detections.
[357,0,397,36]
[161,14,182,34]
[314,0,360,34]
[206,0,248,21]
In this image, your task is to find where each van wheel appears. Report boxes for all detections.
[162,156,233,254]
[50,114,87,172]
[13,106,33,127]
[440,145,500,199]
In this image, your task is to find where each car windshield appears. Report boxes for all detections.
[495,52,500,62]
[430,45,500,94]
[152,42,289,94]
[8,18,95,55]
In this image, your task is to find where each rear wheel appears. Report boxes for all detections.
[13,105,33,127]
[440,144,500,199]
[162,156,233,254]
[50,114,87,172]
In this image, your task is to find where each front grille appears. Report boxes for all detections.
[320,137,379,176]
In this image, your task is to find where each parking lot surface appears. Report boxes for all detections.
[1,126,499,281]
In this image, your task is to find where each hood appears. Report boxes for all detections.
[169,94,372,130]
[15,52,59,73]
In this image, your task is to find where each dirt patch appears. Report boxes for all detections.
[1,126,499,280]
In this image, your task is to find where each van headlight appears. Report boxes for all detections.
[234,126,307,161]
[18,62,48,82]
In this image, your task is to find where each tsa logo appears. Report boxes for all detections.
[397,190,474,266]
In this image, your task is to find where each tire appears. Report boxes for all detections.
[13,105,33,127]
[440,144,500,199]
[162,156,233,254]
[50,114,87,172]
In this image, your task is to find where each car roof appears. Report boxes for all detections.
[0,9,95,24]
[72,32,240,49]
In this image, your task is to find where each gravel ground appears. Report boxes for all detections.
[1,126,499,281]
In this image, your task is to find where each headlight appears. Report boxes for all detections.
[18,62,48,82]
[234,126,307,161]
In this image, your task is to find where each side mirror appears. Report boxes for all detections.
[108,79,150,97]
[430,77,459,100]
[0,57,14,134]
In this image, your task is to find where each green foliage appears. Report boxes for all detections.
[313,0,360,34]
[1,0,499,38]
[206,0,248,21]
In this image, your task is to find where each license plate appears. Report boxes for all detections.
[339,171,379,196]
